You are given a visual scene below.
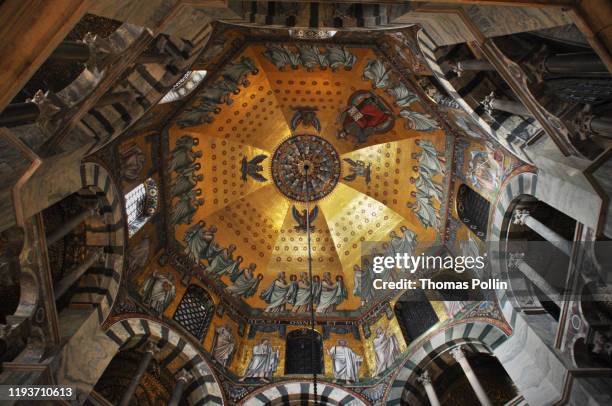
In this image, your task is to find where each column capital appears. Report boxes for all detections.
[417,370,432,385]
[512,209,531,226]
[482,91,496,116]
[144,341,160,355]
[507,252,525,269]
[27,90,61,133]
[449,346,466,362]
[175,369,193,384]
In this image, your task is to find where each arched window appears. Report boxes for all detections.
[457,184,490,240]
[125,178,158,237]
[173,285,214,340]
[160,70,207,103]
[284,329,323,375]
[395,289,439,344]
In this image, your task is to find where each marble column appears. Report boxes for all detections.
[589,116,612,138]
[118,341,159,406]
[512,209,572,256]
[452,59,495,76]
[508,252,562,307]
[450,346,492,406]
[48,39,170,66]
[54,248,103,299]
[544,53,607,74]
[482,92,533,117]
[0,102,40,127]
[168,369,193,406]
[417,370,441,406]
[46,206,98,246]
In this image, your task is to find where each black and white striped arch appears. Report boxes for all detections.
[106,317,225,405]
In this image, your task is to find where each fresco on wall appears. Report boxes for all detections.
[212,325,236,367]
[120,145,145,182]
[328,340,363,382]
[126,234,151,276]
[372,326,402,376]
[118,132,158,193]
[454,137,522,201]
[407,139,446,230]
[140,271,176,315]
[240,338,280,382]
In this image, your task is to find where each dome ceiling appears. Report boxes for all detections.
[165,38,451,317]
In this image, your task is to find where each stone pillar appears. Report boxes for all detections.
[168,369,193,406]
[417,371,441,406]
[452,59,495,76]
[53,248,103,299]
[0,102,40,127]
[48,41,91,62]
[545,53,607,74]
[118,341,159,406]
[589,116,612,139]
[49,40,171,66]
[482,92,533,117]
[0,91,135,128]
[508,252,562,307]
[46,206,98,246]
[450,346,493,406]
[95,91,135,107]
[512,209,572,256]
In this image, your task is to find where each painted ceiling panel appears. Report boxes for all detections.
[266,203,344,291]
[198,137,271,217]
[185,47,292,151]
[319,182,407,288]
[167,42,452,314]
[179,184,291,301]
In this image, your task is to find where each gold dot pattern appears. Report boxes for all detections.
[319,183,406,301]
[203,185,290,272]
[252,44,434,155]
[340,138,435,220]
[200,137,270,217]
[183,47,292,152]
[267,205,343,278]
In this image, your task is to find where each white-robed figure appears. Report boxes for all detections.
[352,264,362,297]
[292,272,312,313]
[414,139,445,176]
[408,189,440,230]
[411,175,444,203]
[141,271,176,314]
[316,273,348,313]
[373,327,401,376]
[240,339,279,382]
[206,244,239,277]
[389,226,418,257]
[260,272,290,312]
[226,263,262,298]
[358,259,374,305]
[328,340,363,383]
[213,325,235,367]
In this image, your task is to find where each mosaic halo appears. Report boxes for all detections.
[271,134,341,202]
